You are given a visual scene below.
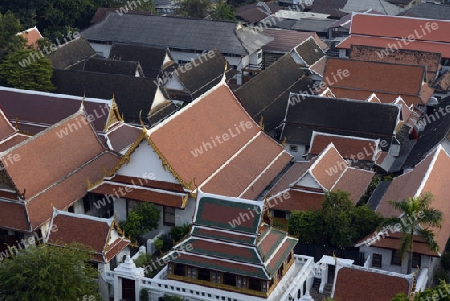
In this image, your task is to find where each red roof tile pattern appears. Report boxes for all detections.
[270,189,325,212]
[368,234,437,257]
[202,133,290,198]
[310,56,327,76]
[0,134,29,152]
[329,87,422,107]
[337,35,450,59]
[262,28,327,53]
[332,168,374,203]
[2,112,106,200]
[0,87,112,134]
[268,161,312,197]
[106,122,142,153]
[350,14,450,43]
[109,174,185,193]
[148,84,291,198]
[149,85,260,186]
[310,133,378,161]
[324,58,425,98]
[17,27,43,48]
[26,152,119,229]
[48,212,129,263]
[349,45,441,82]
[333,266,410,301]
[310,144,347,190]
[0,201,28,231]
[90,181,186,208]
[376,146,450,254]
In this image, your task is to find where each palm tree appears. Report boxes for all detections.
[382,193,442,274]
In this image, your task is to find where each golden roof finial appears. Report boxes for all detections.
[281,136,287,147]
[139,110,145,126]
[86,178,91,189]
[259,116,264,131]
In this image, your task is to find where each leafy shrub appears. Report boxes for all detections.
[170,224,191,243]
[161,294,184,301]
[441,253,450,271]
[161,234,173,252]
[134,252,151,268]
[154,238,163,255]
[140,288,150,301]
[434,269,449,285]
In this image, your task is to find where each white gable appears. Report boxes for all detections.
[117,141,179,184]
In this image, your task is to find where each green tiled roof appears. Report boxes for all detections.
[172,254,269,279]
[182,238,261,264]
[195,196,261,234]
[191,226,256,245]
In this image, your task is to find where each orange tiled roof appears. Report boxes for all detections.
[350,14,450,43]
[333,266,410,301]
[310,132,378,161]
[17,27,43,48]
[48,211,130,263]
[324,58,425,98]
[337,35,450,59]
[376,145,450,255]
[148,84,292,197]
[2,111,107,200]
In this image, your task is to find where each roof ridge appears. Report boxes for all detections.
[414,144,444,197]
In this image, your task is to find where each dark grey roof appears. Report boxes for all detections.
[386,0,413,5]
[235,54,312,133]
[147,100,180,127]
[109,43,172,78]
[282,94,400,145]
[52,70,157,124]
[402,96,450,169]
[154,0,172,6]
[259,16,297,30]
[294,38,324,66]
[291,18,336,33]
[367,181,392,211]
[382,124,417,173]
[400,3,450,20]
[305,0,348,18]
[173,50,229,100]
[47,37,97,70]
[81,13,255,55]
[71,57,142,76]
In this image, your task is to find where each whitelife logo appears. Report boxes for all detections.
[190,121,254,158]
[376,21,439,58]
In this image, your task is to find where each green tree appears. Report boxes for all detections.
[119,202,160,244]
[0,49,54,91]
[211,0,236,21]
[0,243,100,301]
[288,190,381,248]
[382,193,442,274]
[162,294,184,301]
[0,11,26,56]
[176,0,212,18]
[392,281,450,301]
[116,0,156,13]
[288,210,322,244]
